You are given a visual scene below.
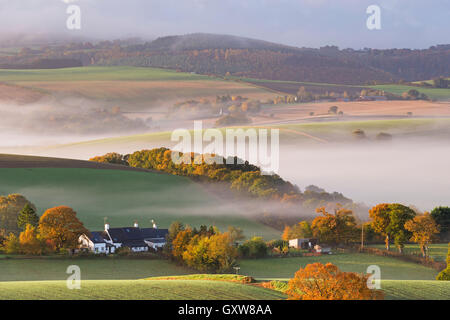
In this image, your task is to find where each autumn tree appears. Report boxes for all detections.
[182,231,237,272]
[3,233,20,254]
[431,206,450,240]
[89,152,128,166]
[286,263,384,300]
[39,206,89,251]
[0,194,36,235]
[19,224,43,255]
[369,203,416,252]
[282,221,312,241]
[404,212,440,257]
[17,203,39,231]
[171,228,193,261]
[311,206,359,245]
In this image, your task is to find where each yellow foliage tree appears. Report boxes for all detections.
[405,212,440,257]
[19,224,43,255]
[3,233,20,254]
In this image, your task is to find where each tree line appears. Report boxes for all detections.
[0,194,88,255]
[282,203,449,258]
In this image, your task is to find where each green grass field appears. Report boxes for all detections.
[37,118,450,157]
[0,258,193,282]
[382,280,450,300]
[0,279,286,300]
[0,66,273,107]
[0,66,211,82]
[280,118,450,138]
[0,168,280,239]
[0,254,446,300]
[239,254,439,280]
[0,253,438,282]
[370,84,450,101]
[368,244,449,262]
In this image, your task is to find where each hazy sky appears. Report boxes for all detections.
[0,0,449,49]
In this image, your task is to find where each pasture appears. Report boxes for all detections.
[0,258,193,282]
[0,66,274,107]
[0,166,280,239]
[0,253,439,282]
[239,253,439,281]
[382,280,450,300]
[0,279,286,300]
[0,253,446,300]
[370,84,450,101]
[19,117,450,160]
[368,244,449,262]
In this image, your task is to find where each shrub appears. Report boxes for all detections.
[238,237,268,258]
[352,129,366,139]
[436,243,450,281]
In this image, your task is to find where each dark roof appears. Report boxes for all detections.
[107,227,143,243]
[122,240,148,248]
[88,231,108,243]
[141,228,168,239]
[100,227,168,244]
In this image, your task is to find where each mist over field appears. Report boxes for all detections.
[0,98,151,147]
[279,140,450,211]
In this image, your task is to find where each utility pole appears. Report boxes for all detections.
[361,223,364,250]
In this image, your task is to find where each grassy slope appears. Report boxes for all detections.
[370,84,450,100]
[0,66,211,82]
[0,255,445,300]
[0,66,273,106]
[39,118,450,154]
[0,280,286,300]
[0,168,280,239]
[368,244,449,262]
[239,254,439,281]
[0,258,193,282]
[382,280,450,300]
[0,253,438,282]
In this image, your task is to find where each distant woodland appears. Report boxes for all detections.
[0,34,449,85]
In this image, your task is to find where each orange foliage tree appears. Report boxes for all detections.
[311,206,358,245]
[286,263,384,300]
[404,212,440,257]
[39,206,89,251]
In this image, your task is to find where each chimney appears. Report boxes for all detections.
[105,223,110,231]
[134,221,139,228]
[152,219,157,229]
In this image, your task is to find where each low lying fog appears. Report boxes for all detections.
[279,140,450,212]
[1,96,448,213]
[0,98,151,147]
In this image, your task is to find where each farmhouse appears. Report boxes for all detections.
[288,238,317,250]
[79,222,168,254]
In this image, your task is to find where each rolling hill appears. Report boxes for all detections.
[1,33,448,85]
[0,154,280,239]
[0,279,286,300]
[0,66,274,108]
